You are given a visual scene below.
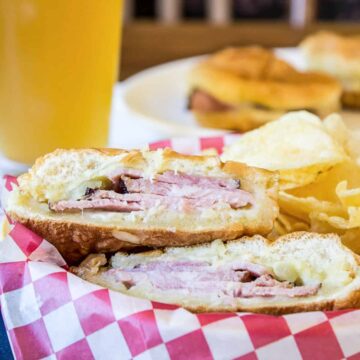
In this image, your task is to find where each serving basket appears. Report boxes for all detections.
[0,135,359,360]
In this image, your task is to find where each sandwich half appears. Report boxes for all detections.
[72,232,360,314]
[5,148,278,263]
[188,47,341,132]
[300,31,360,108]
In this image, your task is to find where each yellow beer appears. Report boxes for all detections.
[0,0,122,164]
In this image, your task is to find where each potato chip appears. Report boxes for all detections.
[289,160,360,202]
[281,160,360,231]
[221,110,360,251]
[277,213,310,232]
[323,113,360,162]
[348,132,360,164]
[279,164,333,190]
[270,219,287,239]
[314,207,360,230]
[222,111,347,169]
[309,215,338,234]
[339,228,360,255]
[279,191,345,222]
[268,213,310,241]
[336,181,360,207]
[323,113,349,149]
[222,111,347,189]
[309,216,360,254]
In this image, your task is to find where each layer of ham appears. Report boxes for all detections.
[189,90,234,112]
[105,259,321,298]
[50,170,254,213]
[188,89,316,115]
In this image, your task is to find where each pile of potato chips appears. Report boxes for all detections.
[222,111,360,253]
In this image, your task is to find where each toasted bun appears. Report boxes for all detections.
[72,232,360,314]
[300,32,360,108]
[5,148,278,264]
[189,47,341,127]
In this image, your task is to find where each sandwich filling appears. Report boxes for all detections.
[189,89,235,112]
[49,169,254,213]
[188,89,315,114]
[93,258,321,299]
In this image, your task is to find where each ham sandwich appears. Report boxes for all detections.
[5,148,278,264]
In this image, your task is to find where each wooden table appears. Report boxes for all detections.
[120,21,360,80]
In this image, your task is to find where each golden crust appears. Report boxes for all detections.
[208,46,295,79]
[189,47,341,113]
[184,294,360,315]
[8,212,273,265]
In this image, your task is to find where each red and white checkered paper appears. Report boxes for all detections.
[1,135,360,360]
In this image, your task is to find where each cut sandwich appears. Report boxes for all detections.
[72,232,360,314]
[5,148,278,264]
[188,47,341,131]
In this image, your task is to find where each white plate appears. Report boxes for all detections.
[122,55,215,137]
[122,47,360,135]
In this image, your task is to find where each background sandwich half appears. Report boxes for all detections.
[300,31,360,109]
[188,47,341,131]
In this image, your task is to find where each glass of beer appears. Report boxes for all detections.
[0,0,122,166]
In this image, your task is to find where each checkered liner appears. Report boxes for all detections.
[1,135,360,360]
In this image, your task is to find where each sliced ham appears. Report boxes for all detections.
[230,261,270,277]
[111,269,251,289]
[189,90,234,113]
[238,279,321,298]
[50,188,250,213]
[130,260,268,278]
[107,259,321,299]
[50,198,143,213]
[50,170,254,213]
[110,169,240,190]
[109,168,143,179]
[123,177,253,209]
[129,260,210,271]
[155,171,240,190]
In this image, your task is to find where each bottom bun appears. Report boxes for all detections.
[72,232,360,315]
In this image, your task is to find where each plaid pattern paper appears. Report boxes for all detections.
[0,136,359,360]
